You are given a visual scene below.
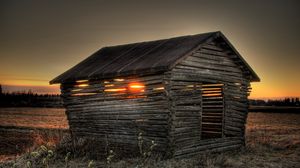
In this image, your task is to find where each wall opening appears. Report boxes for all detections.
[201,83,224,139]
[69,78,165,99]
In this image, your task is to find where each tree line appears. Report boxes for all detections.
[0,84,63,107]
[249,98,300,107]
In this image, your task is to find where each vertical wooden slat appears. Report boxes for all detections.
[201,83,224,139]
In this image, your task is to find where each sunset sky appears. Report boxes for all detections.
[0,0,299,98]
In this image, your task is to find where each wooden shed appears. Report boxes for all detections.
[50,31,259,158]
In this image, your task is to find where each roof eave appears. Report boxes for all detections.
[217,32,260,83]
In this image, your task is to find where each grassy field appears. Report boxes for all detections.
[249,106,300,113]
[0,107,68,129]
[0,108,299,167]
[0,108,68,163]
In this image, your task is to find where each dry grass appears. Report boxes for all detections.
[1,112,300,167]
[0,107,68,129]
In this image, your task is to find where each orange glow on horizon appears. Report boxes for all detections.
[1,82,299,98]
[1,77,299,98]
[0,84,60,94]
[0,79,51,86]
[249,82,300,99]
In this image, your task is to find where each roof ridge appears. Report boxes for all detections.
[101,31,218,49]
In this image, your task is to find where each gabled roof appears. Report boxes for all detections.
[50,31,259,84]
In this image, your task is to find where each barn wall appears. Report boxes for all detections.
[60,74,170,154]
[167,39,251,158]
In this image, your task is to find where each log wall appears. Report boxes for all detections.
[167,39,251,158]
[60,74,170,154]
